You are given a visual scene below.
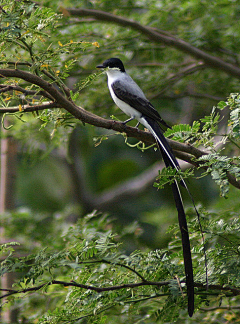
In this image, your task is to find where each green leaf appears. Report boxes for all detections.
[217,101,227,110]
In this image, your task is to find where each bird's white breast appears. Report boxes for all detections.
[106,69,142,120]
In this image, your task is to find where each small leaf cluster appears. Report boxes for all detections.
[198,154,240,197]
[154,167,194,190]
[157,96,240,197]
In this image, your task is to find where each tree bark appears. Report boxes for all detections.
[0,124,18,323]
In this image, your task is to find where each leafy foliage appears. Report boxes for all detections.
[2,210,240,323]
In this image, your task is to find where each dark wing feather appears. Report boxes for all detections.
[112,80,170,129]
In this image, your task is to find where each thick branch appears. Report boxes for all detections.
[0,69,200,150]
[0,68,239,190]
[66,8,240,79]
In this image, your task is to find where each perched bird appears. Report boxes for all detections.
[97,58,194,317]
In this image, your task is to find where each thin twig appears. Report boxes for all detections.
[0,83,54,100]
[0,279,170,299]
[0,101,59,113]
[1,279,240,300]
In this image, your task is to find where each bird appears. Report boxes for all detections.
[96,57,194,317]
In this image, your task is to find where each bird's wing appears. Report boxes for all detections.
[112,80,170,129]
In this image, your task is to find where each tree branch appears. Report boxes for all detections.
[0,68,199,149]
[0,68,204,160]
[66,8,240,79]
[0,279,169,299]
[1,279,240,300]
[0,101,59,113]
[0,68,239,190]
[1,61,71,98]
[0,83,54,100]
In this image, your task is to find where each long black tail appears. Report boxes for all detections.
[143,116,194,317]
[164,155,194,317]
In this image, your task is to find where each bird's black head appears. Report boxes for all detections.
[96,58,125,72]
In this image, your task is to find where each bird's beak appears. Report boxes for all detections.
[96,64,104,69]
